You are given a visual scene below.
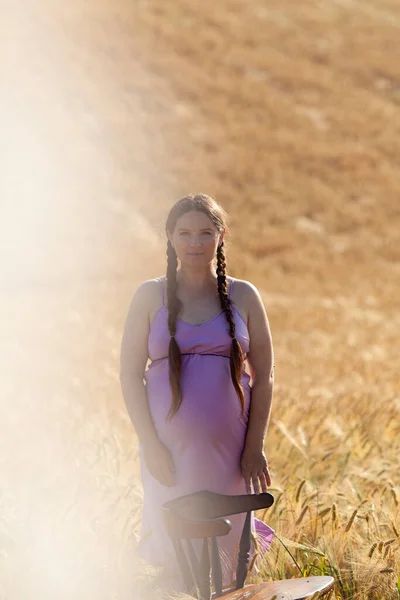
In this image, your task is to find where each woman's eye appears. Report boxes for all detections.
[178,231,212,236]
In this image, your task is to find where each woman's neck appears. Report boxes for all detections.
[176,267,218,293]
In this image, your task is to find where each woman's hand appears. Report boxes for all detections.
[142,440,176,487]
[241,448,271,494]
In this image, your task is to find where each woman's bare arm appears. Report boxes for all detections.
[119,281,160,449]
[119,280,175,486]
[240,281,275,492]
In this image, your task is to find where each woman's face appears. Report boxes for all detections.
[168,210,224,267]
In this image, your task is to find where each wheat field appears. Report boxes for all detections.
[0,0,399,599]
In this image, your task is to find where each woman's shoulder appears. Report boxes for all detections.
[230,277,261,301]
[230,278,267,318]
[134,276,162,292]
[226,278,250,323]
[133,276,263,309]
[132,277,164,306]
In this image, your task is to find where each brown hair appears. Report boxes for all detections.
[165,193,245,419]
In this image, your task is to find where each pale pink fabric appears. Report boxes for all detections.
[137,277,274,588]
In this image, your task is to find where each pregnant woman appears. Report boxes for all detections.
[119,194,275,590]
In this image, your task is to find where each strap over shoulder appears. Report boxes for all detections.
[158,277,165,307]
[228,277,235,299]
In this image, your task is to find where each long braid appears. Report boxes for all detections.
[216,241,245,413]
[166,240,183,419]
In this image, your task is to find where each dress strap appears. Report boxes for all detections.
[158,277,165,307]
[228,277,235,299]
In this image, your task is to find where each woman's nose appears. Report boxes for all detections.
[188,236,202,246]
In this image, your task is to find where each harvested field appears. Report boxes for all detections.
[1,1,399,598]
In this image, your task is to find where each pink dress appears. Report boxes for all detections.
[138,276,274,588]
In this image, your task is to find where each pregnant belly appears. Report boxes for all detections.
[144,355,251,452]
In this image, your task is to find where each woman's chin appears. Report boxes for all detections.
[180,255,213,267]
